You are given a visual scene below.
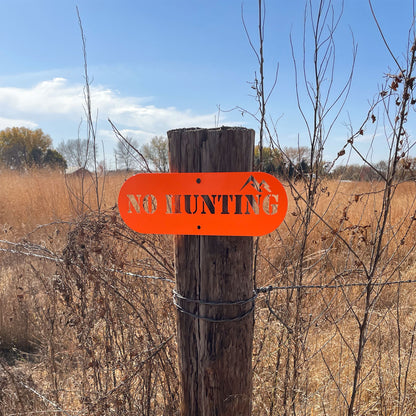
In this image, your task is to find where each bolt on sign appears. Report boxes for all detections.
[118,172,287,236]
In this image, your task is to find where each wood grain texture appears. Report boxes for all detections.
[168,127,255,415]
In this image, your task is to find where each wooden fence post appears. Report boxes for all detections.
[168,127,255,416]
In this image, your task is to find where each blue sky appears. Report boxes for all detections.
[0,0,414,167]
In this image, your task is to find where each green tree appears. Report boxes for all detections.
[254,145,282,173]
[30,146,44,166]
[43,149,67,170]
[0,127,66,170]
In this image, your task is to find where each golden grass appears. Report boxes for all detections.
[1,170,416,415]
[0,169,130,234]
[252,178,416,414]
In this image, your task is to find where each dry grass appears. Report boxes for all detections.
[0,169,130,233]
[253,178,416,415]
[1,169,416,415]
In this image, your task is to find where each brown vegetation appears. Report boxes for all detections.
[1,170,416,414]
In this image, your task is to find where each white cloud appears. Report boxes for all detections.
[98,128,160,144]
[0,116,38,130]
[0,78,84,117]
[0,77,243,169]
[0,77,218,139]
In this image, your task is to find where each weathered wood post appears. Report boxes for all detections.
[168,127,255,416]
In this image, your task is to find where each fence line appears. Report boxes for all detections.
[255,279,416,293]
[0,247,63,263]
[2,239,416,293]
[18,382,76,416]
[0,240,174,284]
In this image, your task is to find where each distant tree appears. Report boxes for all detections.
[375,160,388,177]
[114,138,139,171]
[141,136,169,172]
[254,145,282,173]
[394,157,416,180]
[267,147,311,179]
[57,138,95,169]
[330,160,392,182]
[0,127,66,170]
[298,158,310,176]
[30,146,44,166]
[283,146,310,165]
[43,149,67,170]
[253,145,314,178]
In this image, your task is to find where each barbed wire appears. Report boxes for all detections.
[2,412,72,416]
[0,240,174,284]
[2,239,416,307]
[255,278,416,293]
[0,247,63,263]
[173,289,257,306]
[111,268,174,283]
[18,382,76,416]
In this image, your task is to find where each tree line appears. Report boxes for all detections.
[2,127,414,180]
[0,127,67,170]
[0,127,170,173]
[57,133,169,172]
[255,145,416,181]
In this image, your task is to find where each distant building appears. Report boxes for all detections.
[65,167,92,177]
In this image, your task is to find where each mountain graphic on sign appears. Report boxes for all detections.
[240,175,271,193]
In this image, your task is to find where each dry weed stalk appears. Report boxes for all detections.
[249,0,416,415]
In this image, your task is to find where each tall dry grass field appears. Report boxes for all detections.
[0,169,130,233]
[1,169,416,415]
[253,179,416,415]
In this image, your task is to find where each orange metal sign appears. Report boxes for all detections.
[118,172,287,236]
